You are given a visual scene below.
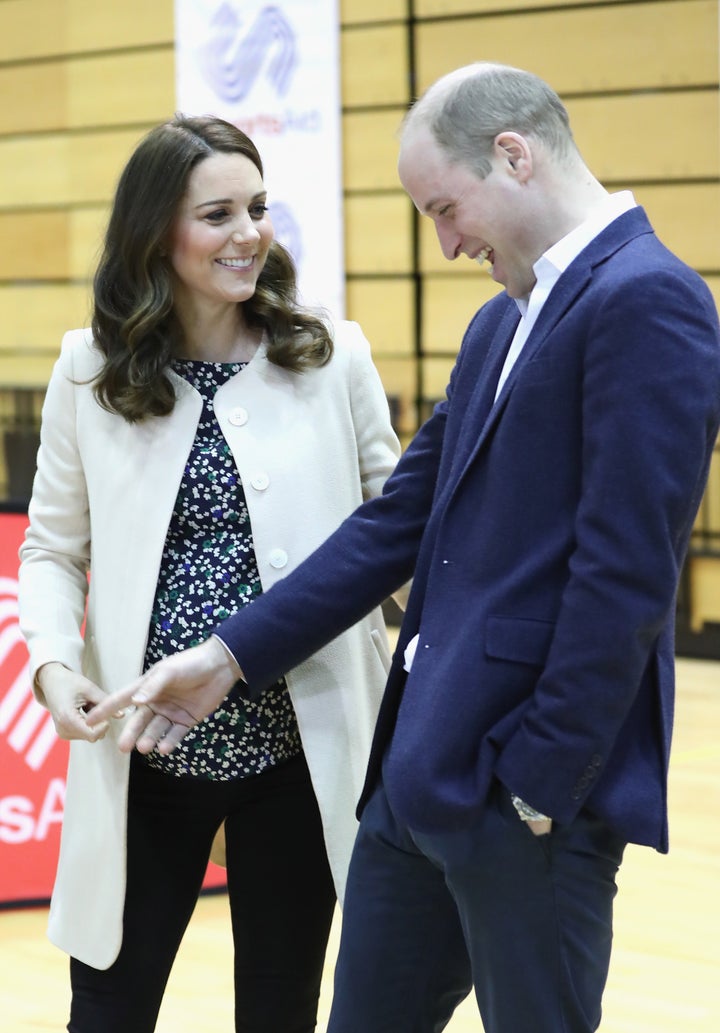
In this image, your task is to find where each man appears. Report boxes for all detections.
[89,63,720,1032]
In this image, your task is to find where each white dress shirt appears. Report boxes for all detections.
[495,190,637,398]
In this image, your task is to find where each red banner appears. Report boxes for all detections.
[0,511,225,905]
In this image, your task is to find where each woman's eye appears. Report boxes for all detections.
[205,209,229,223]
[250,204,269,220]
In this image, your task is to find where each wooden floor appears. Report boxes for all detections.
[2,656,719,1032]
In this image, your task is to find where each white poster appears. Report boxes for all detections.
[175,0,345,319]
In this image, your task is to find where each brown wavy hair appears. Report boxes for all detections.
[91,114,333,422]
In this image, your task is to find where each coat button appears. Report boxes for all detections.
[250,473,269,491]
[228,407,249,426]
[269,548,288,569]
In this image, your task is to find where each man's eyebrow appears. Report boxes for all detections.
[423,196,451,215]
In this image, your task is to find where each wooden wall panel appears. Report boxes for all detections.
[0,50,173,135]
[630,184,720,270]
[0,353,59,387]
[340,0,406,22]
[422,356,456,401]
[415,1,717,96]
[703,276,720,313]
[342,109,405,191]
[373,357,419,437]
[0,129,148,208]
[0,206,106,284]
[341,24,409,107]
[0,62,66,134]
[567,90,719,182]
[68,50,174,129]
[344,195,414,274]
[416,0,629,12]
[422,277,502,355]
[345,279,415,356]
[0,0,173,62]
[0,285,91,354]
[69,208,108,280]
[0,211,70,280]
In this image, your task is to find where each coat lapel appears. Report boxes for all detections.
[447,207,654,493]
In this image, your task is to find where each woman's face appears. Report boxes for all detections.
[167,151,274,313]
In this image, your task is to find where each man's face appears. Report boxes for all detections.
[398,126,539,299]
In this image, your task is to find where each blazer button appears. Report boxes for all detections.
[250,473,270,491]
[228,407,249,427]
[269,548,288,569]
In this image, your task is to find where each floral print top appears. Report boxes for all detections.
[140,359,301,780]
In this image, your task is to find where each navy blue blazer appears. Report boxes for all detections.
[217,208,720,852]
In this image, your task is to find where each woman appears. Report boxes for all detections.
[18,115,400,1033]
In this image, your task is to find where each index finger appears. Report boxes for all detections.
[85,681,141,726]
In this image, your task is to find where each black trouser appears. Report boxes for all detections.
[68,751,336,1033]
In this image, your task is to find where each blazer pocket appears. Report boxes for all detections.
[485,615,555,668]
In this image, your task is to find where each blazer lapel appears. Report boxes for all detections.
[477,207,654,440]
[439,207,655,508]
[465,302,520,426]
[493,263,592,411]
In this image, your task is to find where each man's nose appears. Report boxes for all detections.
[435,223,461,261]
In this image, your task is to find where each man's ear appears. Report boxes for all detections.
[493,132,532,181]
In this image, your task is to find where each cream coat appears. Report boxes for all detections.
[18,322,400,969]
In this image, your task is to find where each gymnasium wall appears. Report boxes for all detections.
[0,0,718,593]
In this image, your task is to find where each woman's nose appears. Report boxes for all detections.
[232,218,259,244]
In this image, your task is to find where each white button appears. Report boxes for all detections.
[269,548,288,569]
[228,407,248,426]
[250,473,269,491]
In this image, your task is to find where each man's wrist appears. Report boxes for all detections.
[511,794,550,823]
[210,635,244,682]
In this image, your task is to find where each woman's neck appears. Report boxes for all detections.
[177,306,261,363]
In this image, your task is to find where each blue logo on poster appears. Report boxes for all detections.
[269,202,303,267]
[199,3,298,102]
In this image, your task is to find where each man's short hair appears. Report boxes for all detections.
[404,62,576,178]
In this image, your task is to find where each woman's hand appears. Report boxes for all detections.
[36,662,112,742]
[85,638,243,755]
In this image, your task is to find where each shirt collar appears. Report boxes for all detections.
[514,191,637,316]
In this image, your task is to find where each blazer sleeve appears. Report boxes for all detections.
[215,391,449,696]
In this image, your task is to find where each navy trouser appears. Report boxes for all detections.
[68,751,336,1033]
[328,777,626,1033]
